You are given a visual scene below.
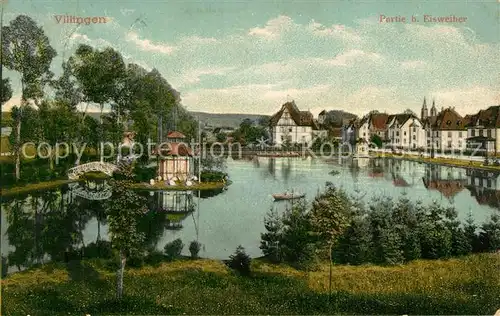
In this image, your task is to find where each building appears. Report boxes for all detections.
[428,107,468,152]
[386,111,425,150]
[156,131,195,182]
[465,105,500,154]
[357,111,390,143]
[341,118,360,145]
[269,101,327,146]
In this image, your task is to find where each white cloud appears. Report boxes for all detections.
[175,66,236,86]
[248,15,294,39]
[307,19,362,42]
[126,31,176,54]
[325,49,383,66]
[432,86,500,115]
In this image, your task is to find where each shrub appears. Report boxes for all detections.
[189,240,202,259]
[145,250,165,266]
[164,238,184,260]
[228,245,251,276]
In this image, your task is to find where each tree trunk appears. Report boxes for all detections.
[116,250,126,300]
[15,117,21,180]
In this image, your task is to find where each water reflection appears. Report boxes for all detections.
[2,158,498,274]
[1,180,224,274]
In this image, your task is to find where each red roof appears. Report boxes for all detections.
[371,114,389,130]
[167,131,186,139]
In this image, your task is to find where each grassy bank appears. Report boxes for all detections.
[1,253,499,315]
[371,152,500,171]
[0,179,77,197]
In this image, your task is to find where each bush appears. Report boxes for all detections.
[145,250,165,266]
[228,245,251,276]
[200,170,227,182]
[189,240,202,259]
[164,238,184,260]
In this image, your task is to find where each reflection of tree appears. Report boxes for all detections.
[5,198,35,270]
[349,160,360,182]
[137,210,169,251]
[281,159,292,182]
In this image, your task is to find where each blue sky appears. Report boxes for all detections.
[2,0,499,116]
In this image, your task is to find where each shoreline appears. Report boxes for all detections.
[369,152,500,172]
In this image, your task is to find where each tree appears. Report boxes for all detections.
[260,207,283,263]
[309,185,353,256]
[280,201,316,269]
[480,214,500,252]
[370,134,383,148]
[334,217,371,265]
[228,245,251,276]
[104,167,147,300]
[216,132,227,143]
[0,78,12,104]
[189,240,202,259]
[2,15,57,180]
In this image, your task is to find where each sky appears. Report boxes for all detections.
[2,0,499,117]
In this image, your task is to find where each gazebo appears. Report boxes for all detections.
[156,131,195,182]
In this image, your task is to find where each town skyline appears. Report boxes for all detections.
[2,1,499,117]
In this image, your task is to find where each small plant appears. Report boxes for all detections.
[189,240,202,259]
[228,245,251,276]
[164,238,184,260]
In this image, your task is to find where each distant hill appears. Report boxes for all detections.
[190,112,269,129]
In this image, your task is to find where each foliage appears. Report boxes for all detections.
[260,207,283,263]
[309,185,353,253]
[1,78,13,105]
[280,201,317,270]
[200,170,227,182]
[370,134,383,148]
[232,118,269,144]
[164,238,184,260]
[228,245,251,276]
[189,241,202,259]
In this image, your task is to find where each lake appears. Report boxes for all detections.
[1,157,498,274]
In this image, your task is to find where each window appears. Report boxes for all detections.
[436,141,439,147]
[427,140,431,145]
[289,128,292,132]
[404,138,406,143]
[487,179,492,188]
[412,135,416,140]
[427,131,431,137]
[458,140,462,147]
[459,131,462,138]
[447,141,452,148]
[479,129,484,136]
[396,138,400,143]
[396,131,399,136]
[404,131,407,136]
[448,131,452,138]
[413,127,416,132]
[363,132,366,136]
[471,129,476,137]
[487,129,492,137]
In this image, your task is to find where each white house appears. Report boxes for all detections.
[387,112,426,149]
[269,101,327,146]
[428,107,468,153]
[465,105,500,154]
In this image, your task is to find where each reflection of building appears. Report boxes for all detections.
[466,169,500,209]
[147,191,196,230]
[157,131,195,181]
[422,165,467,201]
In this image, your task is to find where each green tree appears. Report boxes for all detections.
[280,201,316,269]
[0,78,12,104]
[260,207,283,263]
[2,15,57,180]
[370,134,383,148]
[309,185,353,258]
[216,132,227,143]
[334,217,371,265]
[480,214,500,252]
[104,165,147,300]
[228,245,251,276]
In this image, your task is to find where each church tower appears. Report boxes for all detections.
[421,97,428,121]
[430,99,437,117]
